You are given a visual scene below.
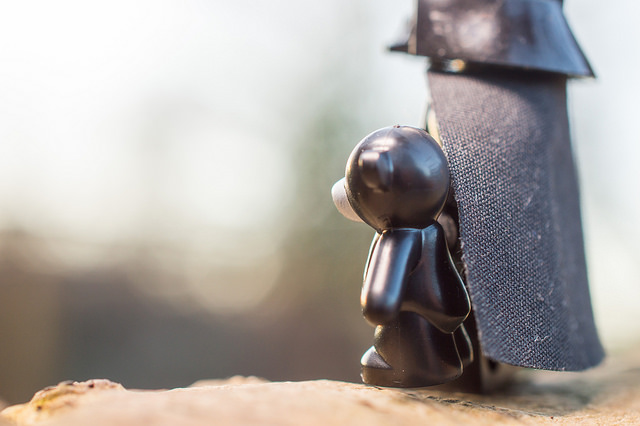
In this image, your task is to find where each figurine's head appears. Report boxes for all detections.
[334,126,450,231]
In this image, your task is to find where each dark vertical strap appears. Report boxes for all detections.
[428,70,604,370]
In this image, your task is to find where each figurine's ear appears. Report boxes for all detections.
[331,178,363,222]
[358,150,393,191]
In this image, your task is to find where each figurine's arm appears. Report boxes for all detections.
[361,229,421,326]
[401,223,470,334]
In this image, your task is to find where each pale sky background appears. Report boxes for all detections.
[0,1,637,349]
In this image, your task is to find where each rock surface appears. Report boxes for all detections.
[2,347,639,425]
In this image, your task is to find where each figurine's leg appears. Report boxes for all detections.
[361,312,463,387]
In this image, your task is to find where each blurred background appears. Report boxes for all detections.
[0,0,638,404]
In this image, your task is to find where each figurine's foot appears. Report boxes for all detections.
[361,346,392,370]
[360,346,458,388]
[360,346,397,386]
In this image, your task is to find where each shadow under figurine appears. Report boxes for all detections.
[333,125,473,387]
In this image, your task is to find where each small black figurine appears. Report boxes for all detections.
[332,0,605,392]
[333,125,473,387]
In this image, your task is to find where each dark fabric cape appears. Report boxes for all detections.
[428,70,604,371]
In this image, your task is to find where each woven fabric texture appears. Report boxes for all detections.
[428,70,604,370]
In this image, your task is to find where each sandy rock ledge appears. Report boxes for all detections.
[2,347,640,426]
